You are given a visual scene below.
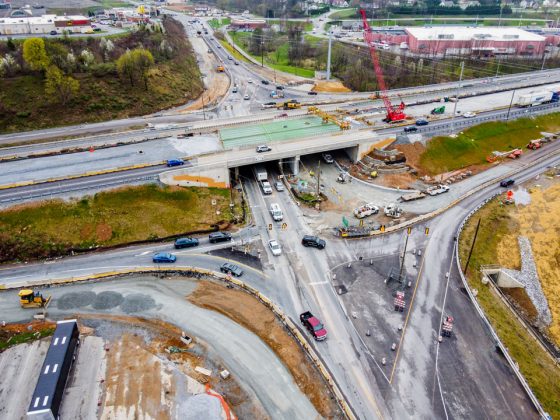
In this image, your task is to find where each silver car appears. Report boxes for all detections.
[275,181,284,192]
[268,239,282,256]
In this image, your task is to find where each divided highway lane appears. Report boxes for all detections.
[242,174,391,419]
[0,233,261,286]
[0,165,165,205]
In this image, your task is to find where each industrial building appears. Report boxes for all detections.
[27,320,80,420]
[406,27,546,56]
[366,26,547,57]
[0,14,91,35]
[229,17,266,30]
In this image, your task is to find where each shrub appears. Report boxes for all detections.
[90,62,117,77]
[16,111,31,118]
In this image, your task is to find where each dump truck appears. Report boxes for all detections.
[18,289,51,308]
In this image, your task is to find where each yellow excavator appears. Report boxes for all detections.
[18,289,51,309]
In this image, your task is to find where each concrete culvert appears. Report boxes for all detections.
[92,291,124,310]
[120,293,156,313]
[56,291,97,310]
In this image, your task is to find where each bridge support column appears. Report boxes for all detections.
[289,155,300,175]
[345,145,360,163]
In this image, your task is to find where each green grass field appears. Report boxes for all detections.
[0,327,55,351]
[208,17,231,29]
[328,8,358,19]
[459,198,560,418]
[419,113,560,174]
[0,185,243,263]
[228,31,316,78]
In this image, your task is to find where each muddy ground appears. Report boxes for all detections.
[188,280,343,419]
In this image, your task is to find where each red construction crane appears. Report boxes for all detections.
[359,10,406,123]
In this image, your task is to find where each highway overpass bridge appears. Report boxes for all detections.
[159,129,389,188]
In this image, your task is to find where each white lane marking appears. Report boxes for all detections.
[6,274,32,280]
[134,251,152,256]
[309,281,328,286]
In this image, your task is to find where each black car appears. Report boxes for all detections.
[302,235,326,249]
[209,231,232,243]
[261,80,270,85]
[220,262,243,277]
[308,91,318,95]
[276,86,284,90]
[174,237,199,249]
[415,119,429,126]
[500,179,515,187]
[404,126,418,133]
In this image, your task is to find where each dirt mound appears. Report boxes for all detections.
[378,173,417,189]
[394,142,426,174]
[188,281,342,418]
[312,80,351,93]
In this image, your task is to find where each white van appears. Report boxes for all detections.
[270,203,283,221]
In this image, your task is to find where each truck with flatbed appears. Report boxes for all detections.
[400,191,426,202]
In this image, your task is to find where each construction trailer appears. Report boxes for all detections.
[27,320,80,420]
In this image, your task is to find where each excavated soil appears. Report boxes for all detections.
[377,173,418,189]
[394,143,426,174]
[188,280,342,419]
[312,81,351,93]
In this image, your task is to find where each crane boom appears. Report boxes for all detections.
[359,10,406,122]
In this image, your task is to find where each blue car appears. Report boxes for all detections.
[174,237,199,249]
[166,159,185,167]
[152,252,177,263]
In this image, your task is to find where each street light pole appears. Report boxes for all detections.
[541,51,548,70]
[261,41,264,67]
[201,94,206,120]
[506,89,516,121]
[450,61,464,134]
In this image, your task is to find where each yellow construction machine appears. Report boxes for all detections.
[18,289,51,309]
[308,106,350,130]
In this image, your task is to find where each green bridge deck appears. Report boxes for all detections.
[220,116,340,149]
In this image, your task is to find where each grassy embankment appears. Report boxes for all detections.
[228,31,316,78]
[419,113,560,174]
[459,198,560,418]
[208,17,231,29]
[0,18,202,133]
[0,185,243,263]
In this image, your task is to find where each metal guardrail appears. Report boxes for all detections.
[454,199,549,420]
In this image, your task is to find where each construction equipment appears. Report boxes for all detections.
[384,203,403,218]
[216,65,225,72]
[430,106,445,115]
[360,9,406,123]
[527,139,542,150]
[308,106,350,130]
[336,172,350,183]
[18,289,51,308]
[507,148,522,159]
[276,100,301,110]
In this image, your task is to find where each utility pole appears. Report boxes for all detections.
[326,30,332,80]
[506,89,516,121]
[398,228,411,284]
[316,160,321,197]
[261,41,264,67]
[463,218,481,275]
[450,61,464,134]
[495,56,501,77]
[201,94,206,120]
[541,51,548,70]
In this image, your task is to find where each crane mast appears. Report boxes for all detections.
[359,10,406,122]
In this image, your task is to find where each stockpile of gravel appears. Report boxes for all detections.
[502,236,552,327]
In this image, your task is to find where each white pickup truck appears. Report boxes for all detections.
[353,203,379,219]
[426,185,450,196]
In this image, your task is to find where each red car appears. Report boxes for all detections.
[300,311,327,341]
